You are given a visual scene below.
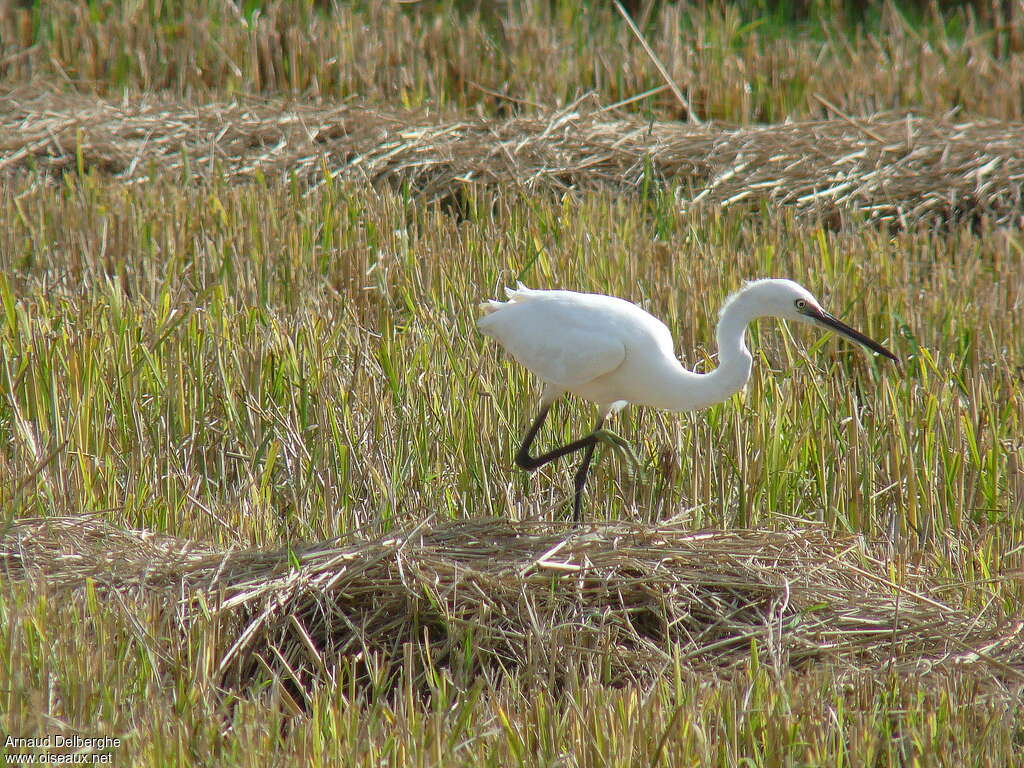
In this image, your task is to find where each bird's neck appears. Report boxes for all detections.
[619,292,761,413]
[703,299,755,404]
[639,296,756,413]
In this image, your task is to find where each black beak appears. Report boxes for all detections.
[802,306,898,361]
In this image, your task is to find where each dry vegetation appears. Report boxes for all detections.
[6,515,1022,702]
[4,0,1024,121]
[4,95,1024,227]
[2,1,1024,766]
[2,163,1022,766]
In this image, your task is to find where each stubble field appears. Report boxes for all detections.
[2,1,1024,765]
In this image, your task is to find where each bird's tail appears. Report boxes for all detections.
[478,282,530,315]
[477,299,505,315]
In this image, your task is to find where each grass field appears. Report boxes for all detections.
[4,0,1024,121]
[2,1,1024,766]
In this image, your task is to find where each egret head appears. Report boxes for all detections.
[734,279,898,361]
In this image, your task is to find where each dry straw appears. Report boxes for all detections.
[3,516,1022,701]
[3,94,1024,227]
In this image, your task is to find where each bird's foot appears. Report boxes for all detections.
[592,429,646,477]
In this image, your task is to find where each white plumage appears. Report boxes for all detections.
[479,279,896,520]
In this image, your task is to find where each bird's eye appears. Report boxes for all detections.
[795,299,807,310]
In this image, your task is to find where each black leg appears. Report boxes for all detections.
[514,405,608,521]
[515,405,603,471]
[572,416,606,521]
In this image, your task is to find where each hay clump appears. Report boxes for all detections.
[3,93,1024,227]
[3,516,1022,699]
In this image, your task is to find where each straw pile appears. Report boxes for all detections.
[3,516,1022,699]
[3,94,1024,227]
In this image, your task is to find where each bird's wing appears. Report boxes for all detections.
[484,314,627,388]
[510,328,626,388]
[478,286,631,387]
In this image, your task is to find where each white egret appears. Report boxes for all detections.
[478,278,898,521]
